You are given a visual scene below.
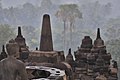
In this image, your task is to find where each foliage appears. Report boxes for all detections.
[104,18,120,40]
[81,1,111,28]
[0,0,116,54]
[104,18,120,38]
[0,24,15,52]
[56,4,82,22]
[22,26,40,50]
[104,18,120,68]
[55,4,82,51]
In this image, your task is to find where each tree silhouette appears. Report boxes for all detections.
[0,24,15,52]
[55,4,82,50]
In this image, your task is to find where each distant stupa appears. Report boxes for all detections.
[96,28,101,39]
[39,14,53,51]
[15,26,26,47]
[94,28,104,47]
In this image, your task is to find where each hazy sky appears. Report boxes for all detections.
[1,0,119,7]
[1,0,120,17]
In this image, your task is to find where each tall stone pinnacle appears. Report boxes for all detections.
[94,28,104,47]
[2,45,5,52]
[39,14,53,51]
[68,48,72,55]
[96,28,101,39]
[0,45,7,60]
[17,26,23,37]
[15,26,26,47]
[66,48,74,62]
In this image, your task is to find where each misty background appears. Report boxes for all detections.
[0,0,120,68]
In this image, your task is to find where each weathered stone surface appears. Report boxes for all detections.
[94,28,104,48]
[81,36,93,49]
[0,45,7,60]
[73,28,117,80]
[40,14,53,51]
[15,27,29,61]
[15,27,26,47]
[0,40,28,80]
